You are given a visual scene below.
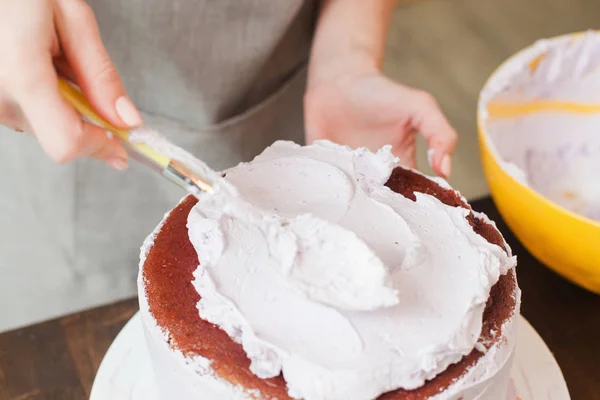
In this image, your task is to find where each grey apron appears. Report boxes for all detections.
[0,0,317,332]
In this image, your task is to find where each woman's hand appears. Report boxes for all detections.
[0,0,142,169]
[305,68,457,177]
[306,0,457,178]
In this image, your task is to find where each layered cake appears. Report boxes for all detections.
[138,141,520,400]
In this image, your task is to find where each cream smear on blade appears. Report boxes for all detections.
[186,140,516,400]
[480,31,600,221]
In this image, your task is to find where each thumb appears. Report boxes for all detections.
[54,0,142,130]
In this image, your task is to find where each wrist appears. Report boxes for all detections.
[308,49,380,89]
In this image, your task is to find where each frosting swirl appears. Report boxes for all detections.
[187,141,516,400]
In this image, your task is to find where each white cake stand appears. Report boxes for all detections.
[89,314,569,400]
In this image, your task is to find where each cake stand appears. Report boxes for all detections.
[89,314,569,400]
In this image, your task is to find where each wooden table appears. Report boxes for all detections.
[0,198,598,400]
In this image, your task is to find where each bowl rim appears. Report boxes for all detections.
[476,30,600,229]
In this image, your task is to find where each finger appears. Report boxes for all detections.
[54,0,142,129]
[400,148,417,170]
[408,90,458,178]
[53,55,78,83]
[90,130,129,170]
[393,130,417,169]
[10,55,128,168]
[0,95,29,132]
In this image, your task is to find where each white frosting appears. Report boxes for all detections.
[129,126,222,195]
[137,179,520,400]
[139,264,519,400]
[186,140,516,400]
[138,211,258,400]
[479,31,600,222]
[139,268,519,400]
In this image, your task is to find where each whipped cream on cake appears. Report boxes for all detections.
[480,31,600,221]
[182,141,517,400]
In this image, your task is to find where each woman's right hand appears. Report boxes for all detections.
[0,0,142,170]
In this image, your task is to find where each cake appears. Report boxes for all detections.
[138,141,520,400]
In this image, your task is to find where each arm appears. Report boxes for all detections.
[305,0,457,177]
[309,0,396,84]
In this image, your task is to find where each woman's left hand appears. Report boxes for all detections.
[304,69,457,178]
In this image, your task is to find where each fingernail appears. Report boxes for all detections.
[106,130,128,160]
[427,149,435,169]
[440,154,451,177]
[108,157,128,171]
[115,96,142,127]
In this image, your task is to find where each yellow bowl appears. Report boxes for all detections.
[477,33,600,294]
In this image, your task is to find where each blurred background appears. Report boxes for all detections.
[385,0,600,200]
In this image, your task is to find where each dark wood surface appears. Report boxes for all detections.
[0,299,137,400]
[0,197,598,400]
